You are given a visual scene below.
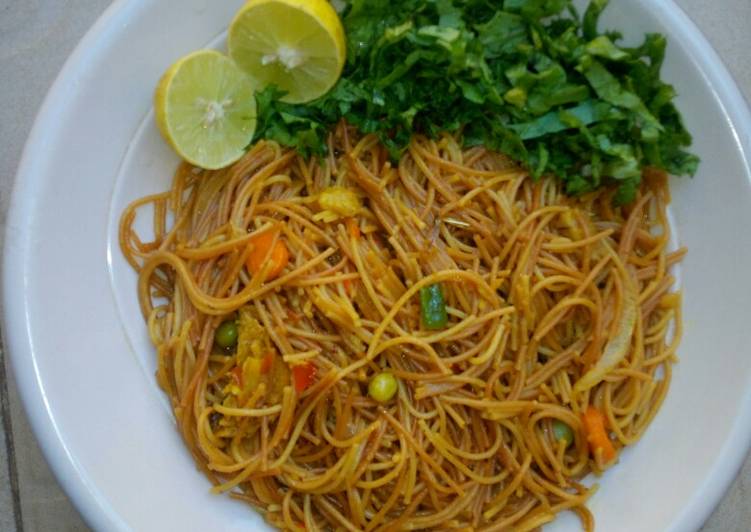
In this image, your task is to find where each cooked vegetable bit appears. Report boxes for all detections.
[420,284,448,330]
[215,319,239,349]
[315,187,362,222]
[292,362,317,393]
[225,307,289,403]
[345,217,361,239]
[369,372,398,402]
[552,419,574,447]
[260,352,274,374]
[252,0,698,203]
[582,406,616,463]
[246,229,290,281]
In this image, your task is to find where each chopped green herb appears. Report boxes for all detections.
[252,0,698,203]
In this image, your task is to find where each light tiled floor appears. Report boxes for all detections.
[1,1,749,531]
[0,343,19,532]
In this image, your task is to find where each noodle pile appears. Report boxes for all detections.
[120,122,684,531]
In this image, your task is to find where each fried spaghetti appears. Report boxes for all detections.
[119,122,684,531]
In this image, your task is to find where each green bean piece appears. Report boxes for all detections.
[420,283,448,330]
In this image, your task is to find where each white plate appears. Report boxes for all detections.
[4,0,751,530]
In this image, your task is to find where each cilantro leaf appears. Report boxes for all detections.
[251,0,698,203]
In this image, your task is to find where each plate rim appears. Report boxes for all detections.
[3,1,141,530]
[3,0,751,530]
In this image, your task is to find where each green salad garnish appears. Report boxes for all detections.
[252,0,698,203]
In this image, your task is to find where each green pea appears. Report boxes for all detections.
[552,419,574,447]
[215,319,238,349]
[368,372,398,403]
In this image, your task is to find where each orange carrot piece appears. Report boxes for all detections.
[582,406,616,462]
[346,218,361,239]
[246,230,290,281]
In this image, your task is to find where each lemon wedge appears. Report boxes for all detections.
[228,0,346,104]
[154,50,257,169]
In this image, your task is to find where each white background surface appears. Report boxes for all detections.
[0,1,748,530]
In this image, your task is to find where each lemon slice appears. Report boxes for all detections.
[228,0,346,104]
[155,50,257,169]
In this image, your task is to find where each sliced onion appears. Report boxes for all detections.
[573,248,637,394]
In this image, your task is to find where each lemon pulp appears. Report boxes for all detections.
[155,50,257,169]
[228,0,346,104]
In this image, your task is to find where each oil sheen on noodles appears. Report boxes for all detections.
[119,122,684,531]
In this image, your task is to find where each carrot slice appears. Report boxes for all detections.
[246,229,289,281]
[582,406,616,463]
